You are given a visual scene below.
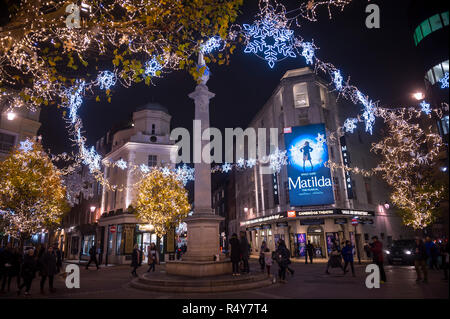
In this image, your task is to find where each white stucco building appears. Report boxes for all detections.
[98,103,178,264]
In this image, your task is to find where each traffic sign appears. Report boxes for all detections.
[110,226,116,233]
[351,218,359,226]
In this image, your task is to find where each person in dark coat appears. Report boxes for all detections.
[86,245,99,270]
[259,241,267,272]
[305,241,314,264]
[370,236,386,283]
[54,245,62,273]
[229,233,241,276]
[39,246,57,293]
[414,237,428,283]
[130,244,140,277]
[239,232,250,274]
[275,240,291,283]
[1,245,21,292]
[17,248,36,296]
[325,238,344,275]
[342,240,355,277]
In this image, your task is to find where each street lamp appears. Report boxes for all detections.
[90,206,96,213]
[6,112,16,121]
[413,92,425,101]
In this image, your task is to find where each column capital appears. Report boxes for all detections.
[188,84,215,101]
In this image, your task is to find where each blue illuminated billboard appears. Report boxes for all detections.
[284,124,335,206]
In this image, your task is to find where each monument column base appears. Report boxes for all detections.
[166,213,231,277]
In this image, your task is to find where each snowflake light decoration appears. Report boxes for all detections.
[222,162,232,173]
[439,72,449,89]
[116,159,127,170]
[420,100,431,115]
[144,57,163,77]
[356,91,375,135]
[161,167,171,177]
[82,146,101,172]
[246,158,257,168]
[333,70,343,91]
[289,145,302,163]
[19,139,34,152]
[243,2,296,68]
[140,164,150,174]
[301,42,315,65]
[315,133,326,150]
[175,164,195,186]
[201,36,222,54]
[237,158,245,168]
[96,71,117,90]
[343,118,358,134]
[269,148,287,173]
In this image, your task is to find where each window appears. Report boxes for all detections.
[364,178,373,205]
[116,225,124,255]
[351,180,358,201]
[148,155,157,167]
[420,20,432,38]
[414,12,449,46]
[425,60,449,85]
[293,83,309,108]
[319,86,327,106]
[442,11,449,26]
[151,124,155,135]
[429,14,443,31]
[82,235,95,255]
[333,177,341,202]
[0,132,15,152]
[433,64,444,81]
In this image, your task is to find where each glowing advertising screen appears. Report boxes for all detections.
[284,124,335,206]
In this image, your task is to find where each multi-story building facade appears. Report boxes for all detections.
[409,0,449,238]
[235,67,413,260]
[98,102,178,264]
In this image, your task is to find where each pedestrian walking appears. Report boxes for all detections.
[425,237,439,270]
[239,232,250,274]
[229,233,241,276]
[1,245,21,292]
[147,243,159,272]
[370,236,386,283]
[305,240,314,264]
[442,239,449,281]
[264,248,273,277]
[86,245,99,270]
[413,237,428,283]
[17,248,36,296]
[39,246,57,294]
[325,238,344,275]
[54,244,62,274]
[131,244,140,277]
[275,240,291,283]
[259,241,267,272]
[342,240,355,277]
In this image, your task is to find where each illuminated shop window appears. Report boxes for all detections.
[429,14,443,31]
[425,60,449,85]
[420,20,432,38]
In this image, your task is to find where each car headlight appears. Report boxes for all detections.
[385,250,390,254]
[405,250,412,255]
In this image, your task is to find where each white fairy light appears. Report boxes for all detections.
[116,159,127,170]
[420,100,431,115]
[237,158,245,168]
[222,162,232,173]
[96,70,116,90]
[140,164,150,174]
[269,148,287,173]
[343,118,358,133]
[19,139,34,153]
[246,158,257,168]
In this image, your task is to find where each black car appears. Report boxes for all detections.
[386,240,415,265]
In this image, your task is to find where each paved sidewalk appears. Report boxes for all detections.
[1,261,448,299]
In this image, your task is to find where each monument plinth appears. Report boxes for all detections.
[166,55,231,277]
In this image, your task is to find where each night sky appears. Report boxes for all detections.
[38,0,424,155]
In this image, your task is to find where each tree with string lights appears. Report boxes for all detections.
[0,139,70,244]
[371,112,448,230]
[135,169,190,238]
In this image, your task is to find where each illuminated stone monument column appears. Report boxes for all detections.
[166,53,231,276]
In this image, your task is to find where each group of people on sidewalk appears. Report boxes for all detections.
[230,232,294,283]
[413,236,449,283]
[0,243,63,296]
[130,243,160,277]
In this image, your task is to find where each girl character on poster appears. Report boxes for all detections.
[300,141,314,171]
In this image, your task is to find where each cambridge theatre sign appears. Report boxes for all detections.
[240,209,375,227]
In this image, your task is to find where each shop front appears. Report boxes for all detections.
[241,208,375,259]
